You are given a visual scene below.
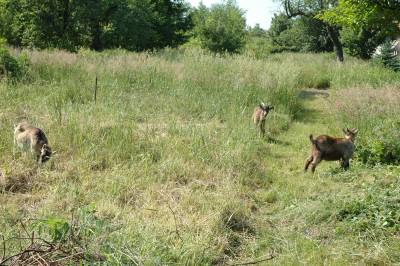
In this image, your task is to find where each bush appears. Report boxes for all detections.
[0,40,29,81]
[356,120,400,165]
[192,1,246,53]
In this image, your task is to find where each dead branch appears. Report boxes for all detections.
[167,204,183,241]
[0,218,103,265]
[228,253,276,266]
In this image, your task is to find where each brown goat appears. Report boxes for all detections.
[305,128,358,173]
[14,122,52,164]
[252,103,274,137]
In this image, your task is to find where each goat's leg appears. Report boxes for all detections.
[260,120,266,137]
[310,156,321,173]
[13,137,17,159]
[304,156,313,172]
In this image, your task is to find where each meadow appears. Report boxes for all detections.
[1,48,400,265]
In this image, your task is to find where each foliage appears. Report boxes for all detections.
[357,120,400,165]
[280,0,344,61]
[268,13,333,53]
[0,39,29,80]
[320,0,400,36]
[0,0,191,51]
[340,27,386,59]
[244,24,272,59]
[191,0,246,53]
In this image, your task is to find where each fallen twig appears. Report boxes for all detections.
[228,254,276,266]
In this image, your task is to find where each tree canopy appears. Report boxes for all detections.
[281,0,345,62]
[0,0,191,52]
[191,0,246,53]
[320,0,400,36]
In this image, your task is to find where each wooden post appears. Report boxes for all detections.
[94,75,98,103]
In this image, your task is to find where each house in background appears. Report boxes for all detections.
[394,39,400,56]
[374,38,400,57]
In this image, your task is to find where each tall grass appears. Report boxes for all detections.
[1,48,400,264]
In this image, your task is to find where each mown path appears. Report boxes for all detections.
[258,88,356,264]
[268,88,335,179]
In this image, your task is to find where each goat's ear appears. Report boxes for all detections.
[269,106,274,110]
[352,128,358,134]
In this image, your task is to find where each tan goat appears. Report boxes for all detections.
[252,103,274,137]
[14,122,52,163]
[305,128,358,173]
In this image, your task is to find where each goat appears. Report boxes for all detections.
[305,128,358,173]
[14,122,52,164]
[252,103,274,137]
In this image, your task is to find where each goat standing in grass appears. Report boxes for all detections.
[252,103,274,137]
[305,128,358,173]
[14,122,52,164]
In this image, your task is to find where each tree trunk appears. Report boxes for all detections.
[326,25,344,62]
[62,0,70,32]
[91,23,102,51]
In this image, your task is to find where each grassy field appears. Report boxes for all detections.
[1,48,400,265]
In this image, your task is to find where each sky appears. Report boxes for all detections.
[187,0,282,30]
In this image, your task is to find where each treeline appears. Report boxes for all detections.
[0,0,399,63]
[0,0,191,51]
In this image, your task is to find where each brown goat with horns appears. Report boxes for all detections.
[305,128,358,173]
[252,103,274,137]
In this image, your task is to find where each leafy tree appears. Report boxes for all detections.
[281,0,345,62]
[340,27,386,59]
[268,13,332,53]
[319,0,400,60]
[0,0,191,51]
[248,24,267,38]
[320,0,400,36]
[192,0,246,53]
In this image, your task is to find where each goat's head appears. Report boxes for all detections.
[343,128,358,141]
[40,144,52,163]
[259,103,274,117]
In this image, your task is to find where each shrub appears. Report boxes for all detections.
[0,39,29,80]
[192,1,246,53]
[356,120,400,165]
